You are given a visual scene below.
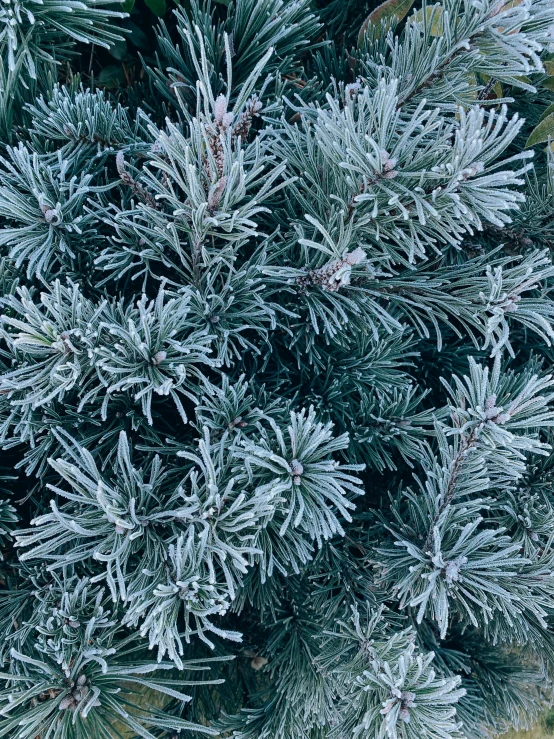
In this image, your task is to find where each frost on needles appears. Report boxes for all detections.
[1,0,554,737]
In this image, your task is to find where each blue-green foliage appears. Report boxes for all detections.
[0,0,554,737]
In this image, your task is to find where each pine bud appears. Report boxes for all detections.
[208,176,227,212]
[290,459,304,485]
[251,656,268,671]
[380,149,398,179]
[443,557,466,584]
[152,350,167,365]
[221,112,234,129]
[214,95,228,124]
[345,248,366,266]
[43,208,61,225]
[345,81,362,99]
[115,150,126,178]
[399,708,411,722]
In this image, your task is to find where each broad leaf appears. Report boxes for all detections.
[539,102,554,123]
[358,0,415,44]
[412,5,443,36]
[145,0,166,16]
[97,65,126,89]
[126,20,150,50]
[109,38,128,61]
[526,112,554,147]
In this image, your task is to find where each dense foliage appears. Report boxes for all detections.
[1,0,554,736]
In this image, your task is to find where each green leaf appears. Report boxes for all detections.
[144,0,166,16]
[542,77,554,91]
[126,20,150,50]
[539,103,554,123]
[97,65,126,89]
[358,0,415,45]
[515,75,533,86]
[412,5,443,36]
[525,112,554,147]
[109,38,128,61]
[121,0,135,11]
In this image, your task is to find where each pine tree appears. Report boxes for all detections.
[1,0,554,736]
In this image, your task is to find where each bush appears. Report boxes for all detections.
[1,0,554,737]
